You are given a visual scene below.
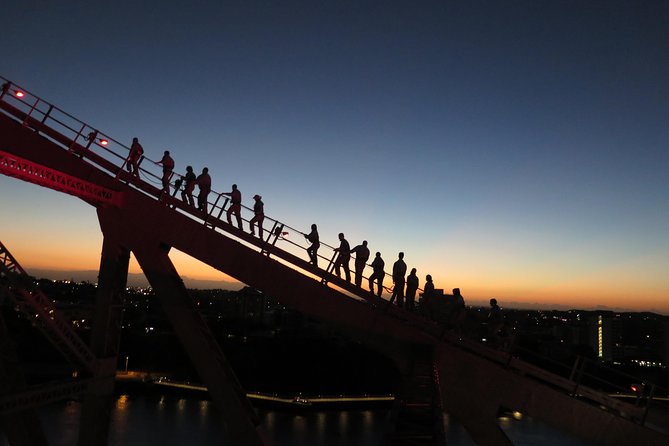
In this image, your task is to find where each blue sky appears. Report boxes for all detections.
[2,0,668,312]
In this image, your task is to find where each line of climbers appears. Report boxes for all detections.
[121,138,506,346]
[123,139,267,238]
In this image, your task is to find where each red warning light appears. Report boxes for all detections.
[15,91,25,98]
[100,139,109,146]
[630,385,638,392]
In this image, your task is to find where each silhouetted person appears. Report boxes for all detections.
[420,274,435,314]
[451,288,466,330]
[223,184,243,229]
[181,165,196,206]
[249,194,264,238]
[405,268,419,311]
[333,233,351,282]
[350,240,370,287]
[127,137,144,177]
[487,298,503,347]
[389,252,407,307]
[196,167,211,213]
[304,224,320,266]
[368,252,385,297]
[158,150,174,195]
[423,275,434,296]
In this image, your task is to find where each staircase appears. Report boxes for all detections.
[385,343,446,445]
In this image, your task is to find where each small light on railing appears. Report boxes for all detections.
[100,139,109,146]
[15,91,25,98]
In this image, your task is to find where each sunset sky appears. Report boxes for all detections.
[2,1,668,313]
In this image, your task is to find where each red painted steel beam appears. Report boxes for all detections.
[0,150,121,206]
[0,240,97,370]
[0,379,90,416]
[0,240,27,275]
[131,241,267,446]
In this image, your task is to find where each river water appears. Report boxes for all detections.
[1,393,591,445]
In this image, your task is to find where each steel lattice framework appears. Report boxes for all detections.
[0,241,96,371]
[0,379,91,416]
[0,150,121,206]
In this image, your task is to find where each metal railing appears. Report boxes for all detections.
[0,76,412,299]
[440,325,669,429]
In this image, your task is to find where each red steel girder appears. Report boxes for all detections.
[0,240,97,371]
[0,240,27,276]
[0,379,90,415]
[0,150,121,206]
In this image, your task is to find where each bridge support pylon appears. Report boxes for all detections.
[131,242,266,446]
[77,236,129,446]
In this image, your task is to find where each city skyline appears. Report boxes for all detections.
[1,1,668,313]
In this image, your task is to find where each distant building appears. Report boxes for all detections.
[586,314,622,362]
[664,320,669,367]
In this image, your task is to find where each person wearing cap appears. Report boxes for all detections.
[249,194,264,238]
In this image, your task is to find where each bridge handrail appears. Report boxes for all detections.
[442,327,669,427]
[0,76,406,296]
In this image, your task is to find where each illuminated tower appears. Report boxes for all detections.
[587,313,622,363]
[664,320,669,367]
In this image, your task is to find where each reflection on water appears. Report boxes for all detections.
[0,395,387,446]
[256,407,386,446]
[0,394,592,446]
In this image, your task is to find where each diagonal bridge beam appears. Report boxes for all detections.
[130,241,267,446]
